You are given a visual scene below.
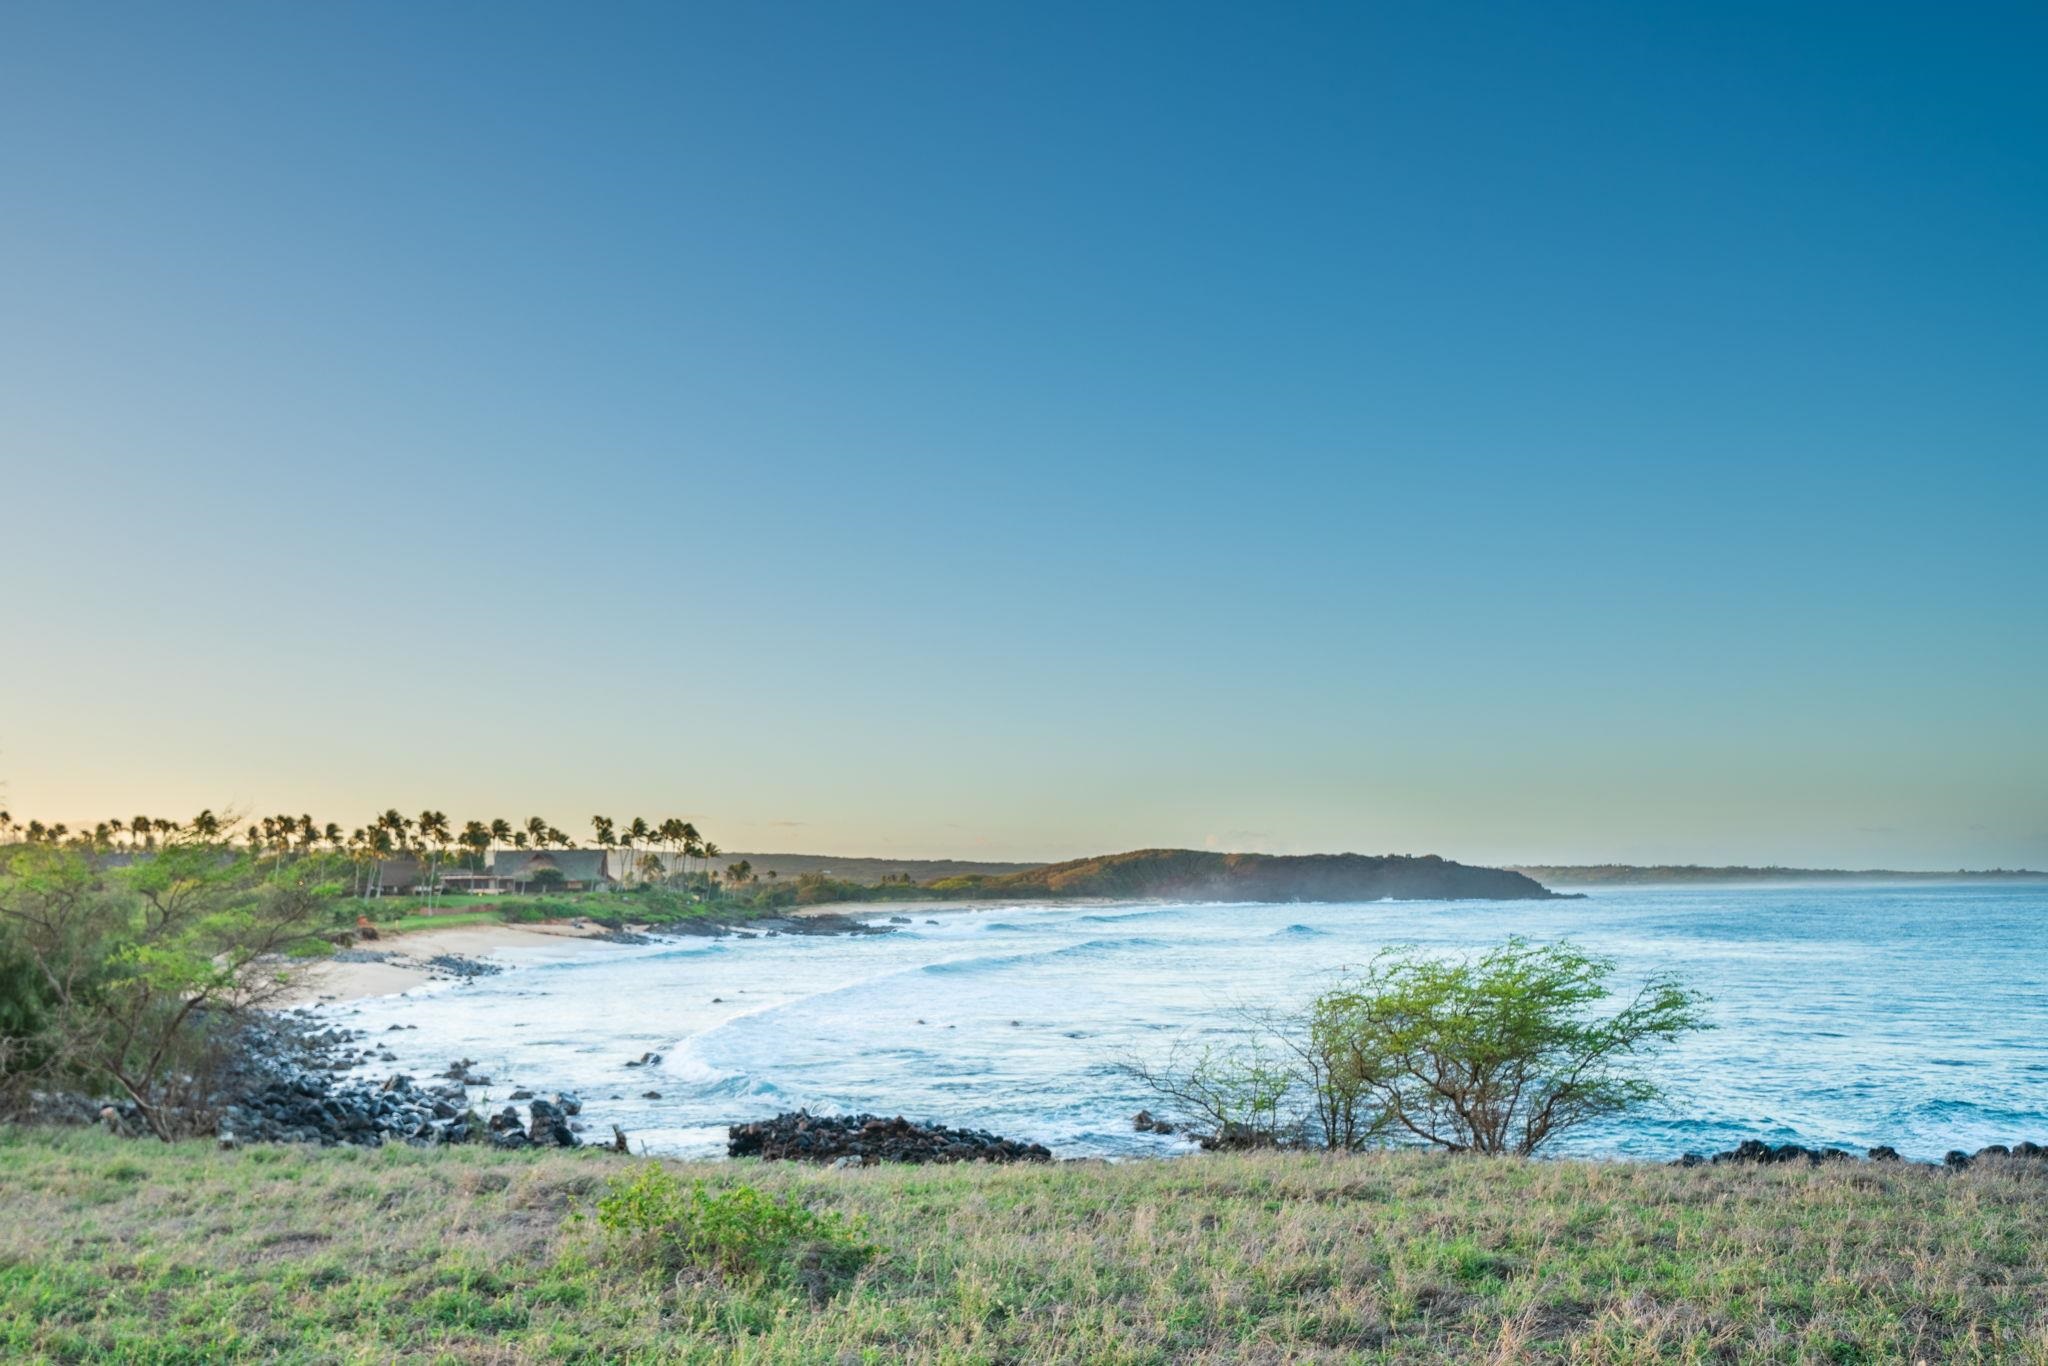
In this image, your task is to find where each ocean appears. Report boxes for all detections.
[320,884,2048,1162]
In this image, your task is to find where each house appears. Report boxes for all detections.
[488,848,612,893]
[372,857,427,896]
[603,849,691,883]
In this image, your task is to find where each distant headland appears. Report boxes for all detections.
[731,848,1568,902]
[1507,864,2047,887]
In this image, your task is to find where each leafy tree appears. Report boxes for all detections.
[1315,938,1707,1155]
[0,837,342,1139]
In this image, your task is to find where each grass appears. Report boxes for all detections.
[3,1128,2046,1362]
[370,891,737,935]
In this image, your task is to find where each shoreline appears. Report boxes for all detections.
[275,898,1102,1007]
[274,920,632,1006]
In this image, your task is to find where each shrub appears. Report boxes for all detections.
[1317,937,1709,1155]
[593,1164,875,1297]
[1127,937,1708,1156]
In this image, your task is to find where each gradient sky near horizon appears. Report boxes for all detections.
[3,2,2044,868]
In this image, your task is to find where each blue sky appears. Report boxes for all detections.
[2,2,2043,866]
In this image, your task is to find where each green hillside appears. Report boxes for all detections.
[932,848,1564,901]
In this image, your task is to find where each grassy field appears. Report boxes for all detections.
[3,1129,2045,1363]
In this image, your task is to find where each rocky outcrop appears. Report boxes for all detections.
[728,1111,1052,1165]
[1674,1138,2048,1169]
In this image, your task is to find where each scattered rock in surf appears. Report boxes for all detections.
[641,1090,663,1099]
[528,1098,579,1147]
[624,1051,662,1068]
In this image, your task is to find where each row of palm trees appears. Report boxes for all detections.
[0,808,726,907]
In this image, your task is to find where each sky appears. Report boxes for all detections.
[2,2,2044,868]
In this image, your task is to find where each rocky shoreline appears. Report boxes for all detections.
[34,1015,2047,1171]
[20,922,2046,1169]
[1676,1137,2047,1171]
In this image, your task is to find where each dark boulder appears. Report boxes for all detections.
[528,1098,580,1148]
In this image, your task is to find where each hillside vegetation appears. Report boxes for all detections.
[4,1127,2045,1363]
[933,849,1564,902]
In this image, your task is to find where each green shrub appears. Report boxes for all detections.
[593,1164,875,1296]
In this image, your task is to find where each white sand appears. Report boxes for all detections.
[273,920,618,1007]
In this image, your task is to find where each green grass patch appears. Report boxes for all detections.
[1,1126,2045,1362]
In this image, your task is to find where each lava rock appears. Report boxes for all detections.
[728,1111,1052,1165]
[528,1098,579,1148]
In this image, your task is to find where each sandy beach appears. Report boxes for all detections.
[274,920,623,1007]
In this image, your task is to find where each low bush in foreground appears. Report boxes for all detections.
[2,1126,2046,1362]
[594,1162,875,1298]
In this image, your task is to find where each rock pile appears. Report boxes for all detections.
[1674,1138,2048,1169]
[219,1073,480,1146]
[218,1074,590,1149]
[728,1111,1053,1165]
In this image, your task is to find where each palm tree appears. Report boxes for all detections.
[624,817,652,885]
[525,816,548,851]
[590,816,616,871]
[348,827,369,898]
[657,819,687,884]
[680,822,702,883]
[459,820,491,873]
[489,818,513,866]
[417,811,451,909]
